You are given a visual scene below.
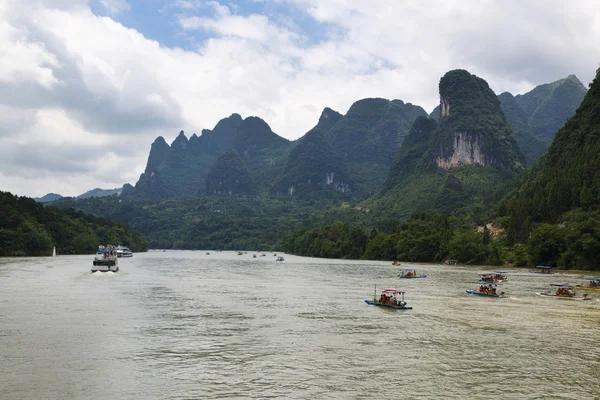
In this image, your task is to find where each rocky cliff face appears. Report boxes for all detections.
[435,131,488,170]
[432,69,523,171]
[373,70,524,217]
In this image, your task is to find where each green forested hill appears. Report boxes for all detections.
[134,114,243,199]
[498,92,548,165]
[371,70,523,218]
[206,149,257,195]
[504,68,600,269]
[270,109,354,198]
[0,191,147,256]
[324,98,427,193]
[514,75,587,142]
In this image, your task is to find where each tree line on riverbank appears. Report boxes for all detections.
[0,191,148,256]
[281,211,600,270]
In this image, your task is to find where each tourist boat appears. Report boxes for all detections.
[478,272,508,283]
[574,277,600,291]
[276,256,284,262]
[444,259,459,265]
[92,245,119,273]
[365,286,412,310]
[398,268,426,278]
[237,251,243,255]
[531,265,555,274]
[392,260,400,266]
[116,245,133,258]
[538,283,590,300]
[466,283,505,298]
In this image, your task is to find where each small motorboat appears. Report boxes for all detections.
[398,268,426,279]
[365,286,412,310]
[276,256,284,262]
[92,245,119,273]
[574,277,600,291]
[253,254,257,258]
[531,265,555,275]
[206,252,210,255]
[538,283,590,300]
[392,260,400,266]
[237,251,243,256]
[466,283,505,298]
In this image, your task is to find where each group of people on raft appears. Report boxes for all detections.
[378,293,407,308]
[477,284,498,296]
[555,287,575,297]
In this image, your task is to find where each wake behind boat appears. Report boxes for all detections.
[365,286,412,310]
[92,245,119,273]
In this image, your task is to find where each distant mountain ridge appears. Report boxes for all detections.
[130,97,427,200]
[34,187,122,203]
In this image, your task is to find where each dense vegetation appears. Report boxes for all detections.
[0,191,147,256]
[514,75,587,142]
[282,213,505,265]
[206,149,257,195]
[503,68,600,269]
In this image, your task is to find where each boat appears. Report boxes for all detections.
[253,254,257,258]
[206,252,210,255]
[92,245,119,273]
[365,286,412,310]
[237,251,243,256]
[466,283,505,298]
[115,245,133,258]
[276,256,284,262]
[444,259,459,265]
[531,265,555,274]
[538,283,590,300]
[478,272,508,283]
[574,276,600,291]
[392,261,400,266]
[398,268,426,278]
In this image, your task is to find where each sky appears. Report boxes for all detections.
[1,0,600,197]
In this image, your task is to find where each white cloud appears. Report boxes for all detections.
[100,0,130,16]
[1,0,599,197]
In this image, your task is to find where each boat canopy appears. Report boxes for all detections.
[476,281,497,286]
[550,282,573,287]
[536,266,553,269]
[403,268,416,271]
[380,289,405,294]
[96,249,110,253]
[581,276,600,280]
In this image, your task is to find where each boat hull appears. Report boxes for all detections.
[574,286,600,291]
[93,260,116,266]
[465,290,501,298]
[537,292,590,300]
[364,300,412,310]
[398,275,427,279]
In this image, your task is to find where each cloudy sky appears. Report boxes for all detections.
[2,0,599,197]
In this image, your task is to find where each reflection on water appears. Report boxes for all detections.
[0,251,599,399]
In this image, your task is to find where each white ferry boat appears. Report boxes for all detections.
[92,245,119,272]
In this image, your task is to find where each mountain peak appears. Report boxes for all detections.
[171,130,188,150]
[145,135,171,173]
[435,69,523,170]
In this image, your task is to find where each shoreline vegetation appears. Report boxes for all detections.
[0,191,148,257]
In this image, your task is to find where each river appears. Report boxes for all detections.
[0,251,598,399]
